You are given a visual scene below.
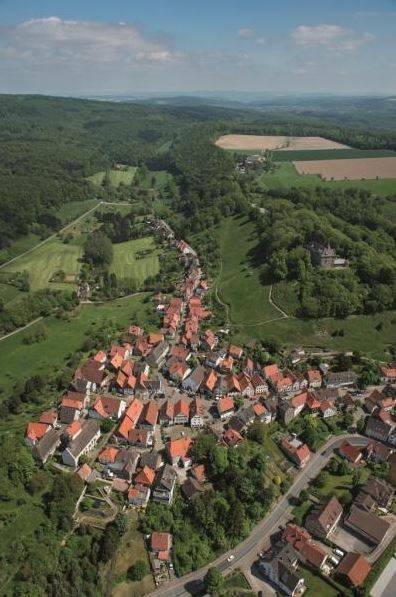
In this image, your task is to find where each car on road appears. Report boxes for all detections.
[227,555,235,562]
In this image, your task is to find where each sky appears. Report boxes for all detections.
[0,0,395,96]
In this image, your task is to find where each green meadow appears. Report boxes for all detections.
[110,236,160,285]
[87,166,137,187]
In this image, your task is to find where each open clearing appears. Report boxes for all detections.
[87,167,137,187]
[294,156,396,180]
[110,237,160,285]
[215,134,350,151]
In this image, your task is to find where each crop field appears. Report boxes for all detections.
[110,237,160,285]
[294,156,396,180]
[1,237,83,291]
[272,148,396,162]
[87,167,137,187]
[258,163,396,195]
[215,134,350,151]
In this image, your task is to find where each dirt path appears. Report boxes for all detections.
[268,284,289,319]
[0,316,43,342]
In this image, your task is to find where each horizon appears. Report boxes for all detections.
[0,0,395,95]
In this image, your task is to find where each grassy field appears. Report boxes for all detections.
[55,198,101,222]
[214,216,279,325]
[0,293,151,415]
[300,565,343,597]
[258,162,396,196]
[87,167,137,187]
[315,463,370,502]
[0,282,24,306]
[0,233,41,266]
[1,237,83,292]
[110,237,160,285]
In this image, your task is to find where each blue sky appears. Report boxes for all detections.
[0,0,395,95]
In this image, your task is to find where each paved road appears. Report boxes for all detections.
[150,433,368,597]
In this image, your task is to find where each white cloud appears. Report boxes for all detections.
[291,24,374,51]
[237,27,256,38]
[0,17,181,65]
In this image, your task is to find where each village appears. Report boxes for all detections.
[24,215,396,595]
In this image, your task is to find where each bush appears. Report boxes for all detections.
[127,559,149,581]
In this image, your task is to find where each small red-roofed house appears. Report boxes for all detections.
[380,366,396,384]
[90,395,126,420]
[202,329,217,351]
[159,400,175,427]
[229,345,243,359]
[64,421,82,441]
[252,402,272,424]
[148,332,165,346]
[282,436,311,468]
[128,484,150,506]
[25,422,49,447]
[191,464,206,484]
[219,355,234,373]
[76,463,94,483]
[174,398,190,425]
[226,374,241,395]
[110,353,124,371]
[338,441,363,464]
[166,436,192,466]
[151,532,172,560]
[217,396,235,420]
[93,350,107,364]
[98,446,119,464]
[128,428,153,448]
[169,360,191,382]
[203,369,218,395]
[116,399,143,441]
[139,402,159,430]
[283,523,328,570]
[337,553,371,587]
[237,373,254,397]
[223,428,243,448]
[134,465,156,487]
[251,374,268,395]
[290,392,308,417]
[39,409,58,427]
[263,363,281,383]
[128,325,143,338]
[320,400,337,419]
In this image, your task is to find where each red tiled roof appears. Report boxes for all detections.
[61,395,84,410]
[39,409,57,425]
[134,465,156,486]
[93,395,123,418]
[381,366,396,379]
[192,464,206,483]
[229,345,243,359]
[167,436,192,459]
[160,400,175,420]
[65,420,81,438]
[307,369,322,383]
[217,396,234,414]
[94,350,107,363]
[151,532,172,552]
[291,392,308,408]
[26,422,49,442]
[205,369,218,391]
[140,402,159,427]
[76,463,93,481]
[263,363,280,380]
[339,441,362,462]
[223,428,243,446]
[99,447,119,463]
[148,332,164,346]
[338,553,371,586]
[253,403,267,416]
[124,398,144,426]
[110,353,123,370]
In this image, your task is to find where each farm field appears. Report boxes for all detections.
[294,156,396,180]
[110,237,160,285]
[272,148,396,162]
[215,134,350,151]
[258,162,396,195]
[214,216,279,325]
[0,293,151,416]
[87,167,137,187]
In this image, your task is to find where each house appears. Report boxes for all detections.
[134,465,156,487]
[263,363,281,384]
[320,400,337,419]
[151,531,172,560]
[290,392,308,417]
[217,396,235,420]
[128,429,154,448]
[152,464,177,504]
[76,463,96,484]
[281,437,311,468]
[148,332,164,346]
[229,406,255,433]
[166,436,192,466]
[182,477,204,501]
[62,420,100,468]
[159,400,175,427]
[365,441,392,464]
[229,345,243,359]
[139,402,159,431]
[116,398,144,441]
[290,348,305,365]
[98,446,119,465]
[237,373,254,397]
[380,365,396,384]
[93,350,107,364]
[338,441,363,464]
[344,505,390,545]
[252,402,272,424]
[135,336,151,357]
[365,390,394,414]
[202,329,217,351]
[226,374,241,395]
[39,409,58,427]
[112,478,129,494]
[32,429,62,463]
[205,351,224,369]
[128,484,151,507]
[251,374,268,395]
[305,496,343,539]
[89,395,126,420]
[106,448,140,481]
[191,463,206,484]
[139,451,163,471]
[190,398,206,429]
[182,365,206,393]
[283,523,328,570]
[305,370,322,388]
[146,340,169,368]
[358,477,394,510]
[174,398,190,425]
[326,370,357,388]
[337,553,371,587]
[168,359,191,382]
[25,422,50,447]
[64,421,82,442]
[203,369,219,395]
[309,242,344,268]
[223,428,243,447]
[219,355,234,373]
[59,394,84,424]
[365,415,393,443]
[74,359,108,391]
[259,543,306,597]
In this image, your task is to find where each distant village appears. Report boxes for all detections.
[24,215,396,589]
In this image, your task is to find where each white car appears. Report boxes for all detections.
[227,555,235,562]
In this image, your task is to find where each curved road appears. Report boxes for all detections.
[150,433,368,597]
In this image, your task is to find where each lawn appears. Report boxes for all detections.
[110,237,160,285]
[258,162,396,196]
[299,565,344,597]
[0,293,151,413]
[214,216,279,325]
[292,499,313,526]
[87,167,137,188]
[315,465,369,501]
[1,237,83,292]
[0,233,41,266]
[271,280,300,316]
[55,198,101,223]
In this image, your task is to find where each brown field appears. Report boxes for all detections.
[294,156,396,180]
[215,134,350,151]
